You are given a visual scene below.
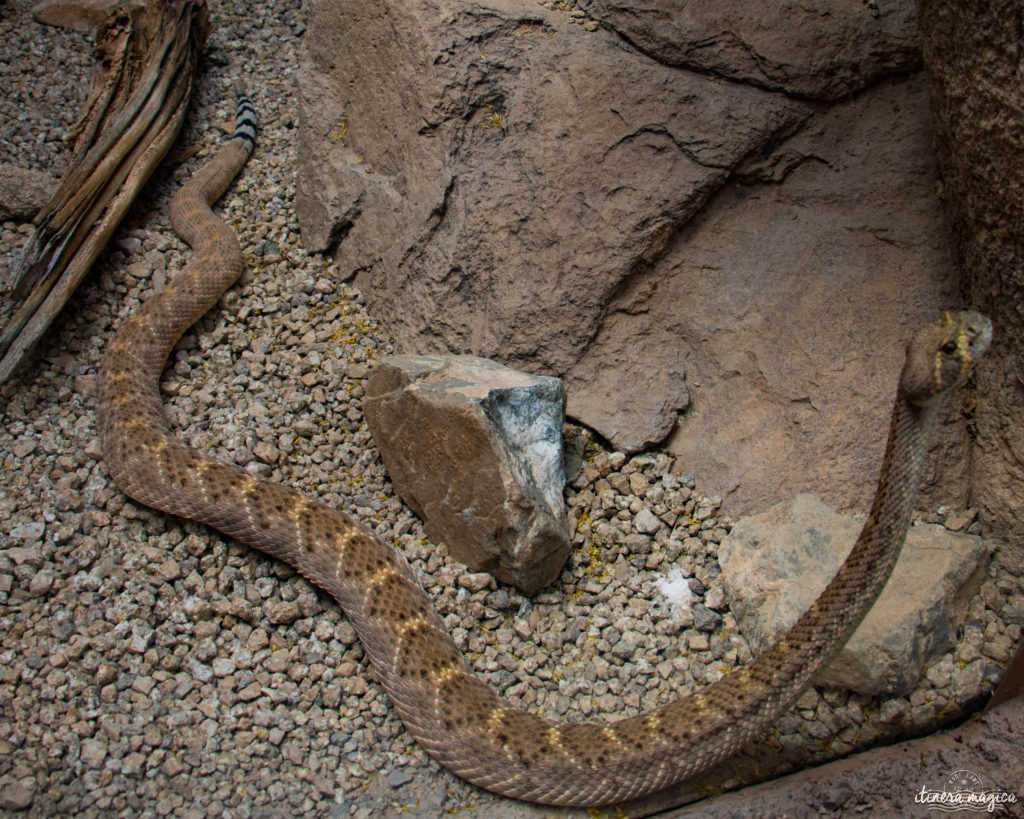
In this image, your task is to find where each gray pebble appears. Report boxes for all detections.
[486,589,514,610]
[387,769,414,788]
[692,604,723,632]
[458,572,493,592]
[80,739,107,768]
[264,599,300,624]
[188,659,214,684]
[128,621,154,653]
[634,508,661,534]
[28,568,55,596]
[704,587,728,611]
[0,781,34,811]
[212,657,236,677]
[183,595,214,621]
[9,521,44,540]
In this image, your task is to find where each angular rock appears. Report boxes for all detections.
[0,164,57,222]
[5,545,41,569]
[264,599,300,625]
[692,604,723,634]
[0,779,34,811]
[27,568,55,597]
[718,494,989,696]
[364,355,569,594]
[80,738,107,768]
[634,508,662,535]
[127,621,154,653]
[8,522,44,541]
[296,0,967,521]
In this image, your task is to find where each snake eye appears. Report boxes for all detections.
[941,341,958,356]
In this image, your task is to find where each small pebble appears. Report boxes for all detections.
[0,781,35,811]
[458,572,493,592]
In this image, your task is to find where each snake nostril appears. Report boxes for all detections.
[969,319,993,352]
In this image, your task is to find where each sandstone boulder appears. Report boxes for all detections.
[296,0,966,517]
[363,354,569,594]
[718,493,989,696]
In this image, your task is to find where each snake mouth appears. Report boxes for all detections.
[962,310,993,358]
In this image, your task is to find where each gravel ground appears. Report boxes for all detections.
[1,1,1022,816]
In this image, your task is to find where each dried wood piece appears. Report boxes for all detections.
[0,0,210,383]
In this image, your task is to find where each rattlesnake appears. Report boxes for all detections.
[97,91,993,806]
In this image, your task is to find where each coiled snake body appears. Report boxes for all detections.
[97,93,993,806]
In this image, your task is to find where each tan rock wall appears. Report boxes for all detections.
[917,0,1024,553]
[297,0,974,517]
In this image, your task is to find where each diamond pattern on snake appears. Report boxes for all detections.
[97,91,993,807]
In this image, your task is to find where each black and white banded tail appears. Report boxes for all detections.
[233,89,257,151]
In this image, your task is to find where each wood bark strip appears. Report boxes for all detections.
[0,0,210,382]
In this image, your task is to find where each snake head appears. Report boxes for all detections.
[900,310,992,407]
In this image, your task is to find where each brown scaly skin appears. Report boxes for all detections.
[97,92,993,807]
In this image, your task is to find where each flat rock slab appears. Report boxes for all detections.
[364,354,570,594]
[719,493,990,695]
